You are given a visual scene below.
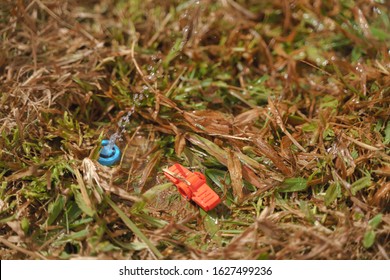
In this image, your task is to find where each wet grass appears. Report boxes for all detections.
[0,0,389,259]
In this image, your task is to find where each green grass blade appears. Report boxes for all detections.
[278,177,308,193]
[104,195,163,259]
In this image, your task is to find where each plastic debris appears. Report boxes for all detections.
[98,139,121,166]
[163,163,221,211]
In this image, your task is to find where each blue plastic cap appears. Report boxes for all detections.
[98,139,121,166]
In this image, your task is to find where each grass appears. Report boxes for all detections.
[0,0,389,259]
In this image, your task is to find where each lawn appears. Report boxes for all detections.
[0,0,389,259]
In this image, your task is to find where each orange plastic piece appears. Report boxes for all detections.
[163,163,221,211]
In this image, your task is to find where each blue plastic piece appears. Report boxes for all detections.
[98,140,121,166]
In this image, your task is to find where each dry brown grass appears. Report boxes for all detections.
[0,0,389,259]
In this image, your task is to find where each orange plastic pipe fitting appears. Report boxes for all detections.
[163,163,221,211]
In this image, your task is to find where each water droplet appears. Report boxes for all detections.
[209,215,218,224]
[373,7,381,15]
[147,72,156,81]
[355,63,364,73]
[183,25,190,34]
[106,107,135,150]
